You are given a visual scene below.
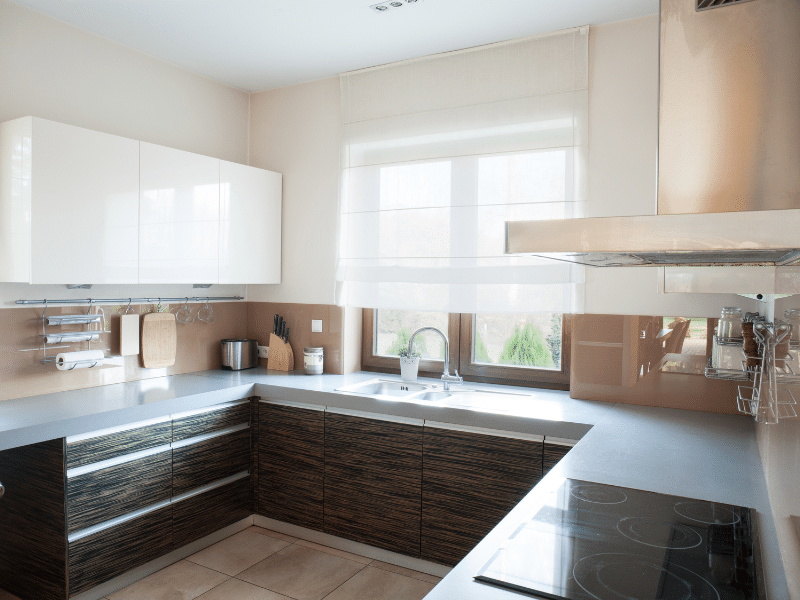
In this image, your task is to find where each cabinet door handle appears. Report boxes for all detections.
[0,480,4,500]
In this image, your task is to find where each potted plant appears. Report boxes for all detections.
[399,348,421,382]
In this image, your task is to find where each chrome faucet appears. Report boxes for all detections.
[408,327,463,390]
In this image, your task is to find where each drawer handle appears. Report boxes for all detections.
[0,480,4,500]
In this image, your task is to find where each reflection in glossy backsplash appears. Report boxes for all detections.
[0,302,247,402]
[570,314,742,414]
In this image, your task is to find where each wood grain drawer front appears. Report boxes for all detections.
[422,427,543,566]
[67,450,172,534]
[324,413,423,557]
[258,403,325,531]
[172,401,250,441]
[543,441,573,477]
[68,505,172,596]
[172,427,250,496]
[173,476,251,549]
[66,419,172,470]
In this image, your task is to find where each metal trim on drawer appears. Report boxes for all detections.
[259,399,325,411]
[171,471,250,504]
[326,407,423,426]
[66,444,172,479]
[171,399,250,421]
[544,436,578,447]
[424,420,544,442]
[170,422,250,449]
[66,416,171,444]
[68,498,171,543]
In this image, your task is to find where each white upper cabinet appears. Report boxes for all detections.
[0,117,140,284]
[219,160,282,284]
[139,142,220,284]
[0,118,282,285]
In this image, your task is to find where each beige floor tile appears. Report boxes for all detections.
[247,526,298,543]
[196,578,292,600]
[238,544,365,600]
[187,529,292,576]
[294,539,373,565]
[369,560,443,584]
[322,566,436,600]
[106,560,228,600]
[0,589,21,600]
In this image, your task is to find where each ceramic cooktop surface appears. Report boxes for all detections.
[475,479,759,600]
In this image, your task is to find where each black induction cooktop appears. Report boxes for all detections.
[475,479,760,600]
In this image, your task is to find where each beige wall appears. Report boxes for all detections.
[247,77,341,306]
[757,391,800,599]
[0,0,251,306]
[0,0,249,162]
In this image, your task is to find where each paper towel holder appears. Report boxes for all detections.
[40,299,108,368]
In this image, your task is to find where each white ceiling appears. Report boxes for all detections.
[11,0,658,93]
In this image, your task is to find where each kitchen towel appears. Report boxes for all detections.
[56,350,105,371]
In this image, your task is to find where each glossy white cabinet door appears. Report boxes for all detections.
[139,142,220,284]
[0,117,32,282]
[30,119,140,284]
[219,160,282,284]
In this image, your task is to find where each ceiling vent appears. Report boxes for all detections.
[370,0,422,13]
[696,0,754,11]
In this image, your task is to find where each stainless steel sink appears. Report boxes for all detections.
[335,379,430,397]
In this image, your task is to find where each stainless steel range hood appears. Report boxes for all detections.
[506,0,800,267]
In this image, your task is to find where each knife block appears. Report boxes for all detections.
[268,333,294,372]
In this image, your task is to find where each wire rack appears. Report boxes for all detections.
[705,324,798,422]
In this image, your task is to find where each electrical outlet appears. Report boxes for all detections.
[258,345,269,358]
[311,319,323,333]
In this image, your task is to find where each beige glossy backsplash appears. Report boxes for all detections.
[246,302,345,374]
[0,302,247,402]
[570,314,741,414]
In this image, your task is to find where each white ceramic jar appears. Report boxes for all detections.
[303,347,324,375]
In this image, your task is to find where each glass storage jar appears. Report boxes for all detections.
[718,307,743,339]
[785,309,800,342]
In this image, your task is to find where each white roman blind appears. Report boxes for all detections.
[336,27,587,313]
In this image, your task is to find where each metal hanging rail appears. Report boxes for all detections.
[16,296,244,306]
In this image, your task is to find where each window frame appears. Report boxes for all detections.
[361,309,571,390]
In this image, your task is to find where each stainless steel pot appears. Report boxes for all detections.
[221,339,258,371]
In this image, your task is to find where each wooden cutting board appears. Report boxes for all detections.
[141,312,177,368]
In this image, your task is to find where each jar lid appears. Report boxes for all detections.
[304,347,324,353]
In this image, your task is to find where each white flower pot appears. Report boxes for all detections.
[400,356,420,382]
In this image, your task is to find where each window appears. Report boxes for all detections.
[362,309,571,389]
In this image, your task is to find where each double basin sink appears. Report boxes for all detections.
[335,378,530,403]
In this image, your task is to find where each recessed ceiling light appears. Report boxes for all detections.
[370,0,423,13]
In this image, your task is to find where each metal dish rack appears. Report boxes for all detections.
[705,325,797,422]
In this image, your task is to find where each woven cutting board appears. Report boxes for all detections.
[141,312,177,368]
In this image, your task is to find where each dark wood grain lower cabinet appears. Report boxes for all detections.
[66,419,172,470]
[68,505,172,596]
[172,428,250,496]
[258,402,325,531]
[421,427,543,566]
[543,439,575,477]
[324,412,422,557]
[0,439,67,600]
[173,477,251,549]
[172,401,250,442]
[67,449,172,533]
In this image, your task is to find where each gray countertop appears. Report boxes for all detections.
[0,367,788,598]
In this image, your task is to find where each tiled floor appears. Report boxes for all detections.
[0,527,442,600]
[102,526,442,600]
